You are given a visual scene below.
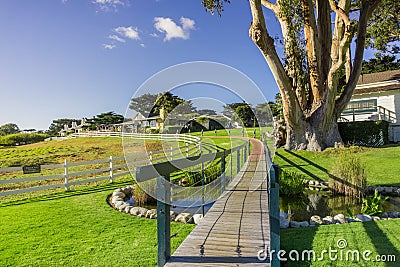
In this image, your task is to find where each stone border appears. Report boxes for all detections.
[108,186,204,225]
[280,211,400,229]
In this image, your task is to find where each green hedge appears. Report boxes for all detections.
[338,120,389,147]
[0,133,48,146]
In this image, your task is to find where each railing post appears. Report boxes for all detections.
[230,151,233,181]
[149,151,153,163]
[157,174,171,267]
[170,146,173,161]
[64,159,69,191]
[109,156,113,183]
[244,144,248,163]
[221,150,226,192]
[269,164,280,267]
[237,149,241,173]
[201,162,205,216]
[186,143,189,157]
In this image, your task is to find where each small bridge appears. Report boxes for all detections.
[136,138,280,267]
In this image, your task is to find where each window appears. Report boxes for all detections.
[343,99,377,114]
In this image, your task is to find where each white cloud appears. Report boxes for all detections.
[108,34,125,43]
[154,16,195,41]
[114,26,140,40]
[92,0,128,12]
[140,43,146,48]
[150,33,159,38]
[103,44,116,50]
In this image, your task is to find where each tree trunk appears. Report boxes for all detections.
[285,106,342,151]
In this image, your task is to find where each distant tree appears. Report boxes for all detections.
[129,93,158,113]
[198,109,217,116]
[267,93,283,119]
[170,100,197,115]
[254,103,274,126]
[47,119,80,136]
[225,102,256,127]
[86,112,124,130]
[0,123,20,136]
[361,53,400,74]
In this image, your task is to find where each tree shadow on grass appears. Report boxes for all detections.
[275,151,324,182]
[362,220,400,267]
[0,180,132,207]
[280,226,319,267]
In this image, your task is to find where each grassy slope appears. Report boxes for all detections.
[274,146,400,187]
[281,221,400,267]
[0,189,195,267]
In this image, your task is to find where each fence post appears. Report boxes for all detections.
[64,159,69,191]
[230,151,233,181]
[186,143,189,157]
[109,156,113,183]
[170,146,173,160]
[221,150,226,192]
[237,149,240,174]
[149,151,153,163]
[244,144,248,163]
[157,174,171,267]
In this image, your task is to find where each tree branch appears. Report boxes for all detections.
[303,0,323,104]
[317,0,333,83]
[335,0,382,115]
[261,0,278,13]
[329,0,351,25]
[248,0,303,123]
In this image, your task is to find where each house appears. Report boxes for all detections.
[340,70,400,142]
[130,112,162,132]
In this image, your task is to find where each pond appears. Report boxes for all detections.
[280,193,400,221]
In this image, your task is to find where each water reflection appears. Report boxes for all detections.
[280,193,400,221]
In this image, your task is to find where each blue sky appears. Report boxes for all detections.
[0,0,378,130]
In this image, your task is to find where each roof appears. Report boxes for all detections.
[354,69,400,94]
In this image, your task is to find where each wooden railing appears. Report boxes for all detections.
[341,105,396,123]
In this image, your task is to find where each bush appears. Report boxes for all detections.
[338,120,389,147]
[361,190,388,216]
[279,169,307,196]
[330,150,366,198]
[0,133,48,146]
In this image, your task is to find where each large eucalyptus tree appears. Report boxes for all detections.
[203,0,399,151]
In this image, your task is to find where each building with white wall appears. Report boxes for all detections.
[341,70,400,142]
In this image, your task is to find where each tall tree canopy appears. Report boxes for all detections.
[129,92,185,116]
[203,0,400,151]
[0,123,20,136]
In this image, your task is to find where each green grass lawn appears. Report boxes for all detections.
[0,185,195,266]
[281,220,400,266]
[274,146,400,187]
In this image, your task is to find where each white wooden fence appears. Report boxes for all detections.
[0,133,201,197]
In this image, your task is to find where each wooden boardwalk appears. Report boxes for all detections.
[166,139,270,266]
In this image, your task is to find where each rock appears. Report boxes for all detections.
[175,213,194,224]
[345,217,357,223]
[111,196,123,204]
[280,217,289,229]
[322,216,335,225]
[118,203,130,212]
[372,216,381,221]
[289,221,300,228]
[130,207,148,217]
[112,190,125,198]
[146,209,157,219]
[310,215,323,226]
[356,214,372,222]
[299,221,309,227]
[334,214,346,224]
[121,186,133,195]
[309,180,315,185]
[114,201,125,209]
[193,214,204,225]
[170,211,177,221]
[124,205,133,213]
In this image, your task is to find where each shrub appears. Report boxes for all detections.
[133,183,156,206]
[279,169,307,196]
[330,150,366,198]
[338,120,389,147]
[0,133,48,146]
[361,189,388,216]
